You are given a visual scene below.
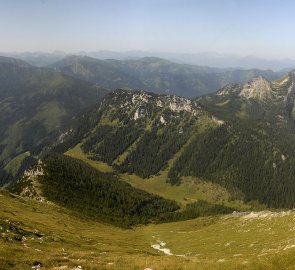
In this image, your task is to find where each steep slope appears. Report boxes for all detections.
[50,55,282,97]
[0,57,107,186]
[12,153,234,227]
[175,72,295,208]
[60,72,295,208]
[3,189,295,270]
[12,153,180,227]
[60,89,216,177]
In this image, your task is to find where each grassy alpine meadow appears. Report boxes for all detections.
[65,144,254,211]
[2,189,295,270]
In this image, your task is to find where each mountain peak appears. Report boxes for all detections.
[239,76,272,101]
[108,89,199,118]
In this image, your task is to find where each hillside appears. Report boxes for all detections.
[12,153,179,227]
[50,55,283,97]
[12,153,235,228]
[0,57,107,186]
[2,189,295,269]
[3,59,295,270]
[59,71,295,209]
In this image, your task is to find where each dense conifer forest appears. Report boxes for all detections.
[40,153,180,227]
[56,76,295,210]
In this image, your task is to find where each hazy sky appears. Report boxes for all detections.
[1,0,295,58]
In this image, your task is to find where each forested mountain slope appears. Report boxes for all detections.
[60,71,295,208]
[12,153,179,227]
[12,153,234,227]
[0,57,107,186]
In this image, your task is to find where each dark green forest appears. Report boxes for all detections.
[158,200,235,223]
[57,78,295,210]
[39,153,179,228]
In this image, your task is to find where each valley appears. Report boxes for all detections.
[3,1,295,269]
[65,144,250,210]
[2,54,295,269]
[0,55,285,188]
[58,74,295,209]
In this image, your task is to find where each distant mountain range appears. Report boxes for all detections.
[0,51,67,67]
[2,50,295,71]
[49,55,284,97]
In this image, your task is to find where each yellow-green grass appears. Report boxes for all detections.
[216,99,230,107]
[65,144,113,173]
[196,115,220,134]
[141,212,295,267]
[99,115,122,127]
[65,144,223,205]
[236,103,248,120]
[113,137,141,165]
[65,144,250,210]
[2,190,295,269]
[274,75,291,87]
[66,115,219,204]
[65,112,234,207]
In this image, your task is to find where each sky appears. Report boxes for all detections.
[1,0,295,59]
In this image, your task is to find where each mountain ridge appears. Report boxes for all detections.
[55,70,295,208]
[49,55,284,97]
[4,50,295,70]
[3,55,295,209]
